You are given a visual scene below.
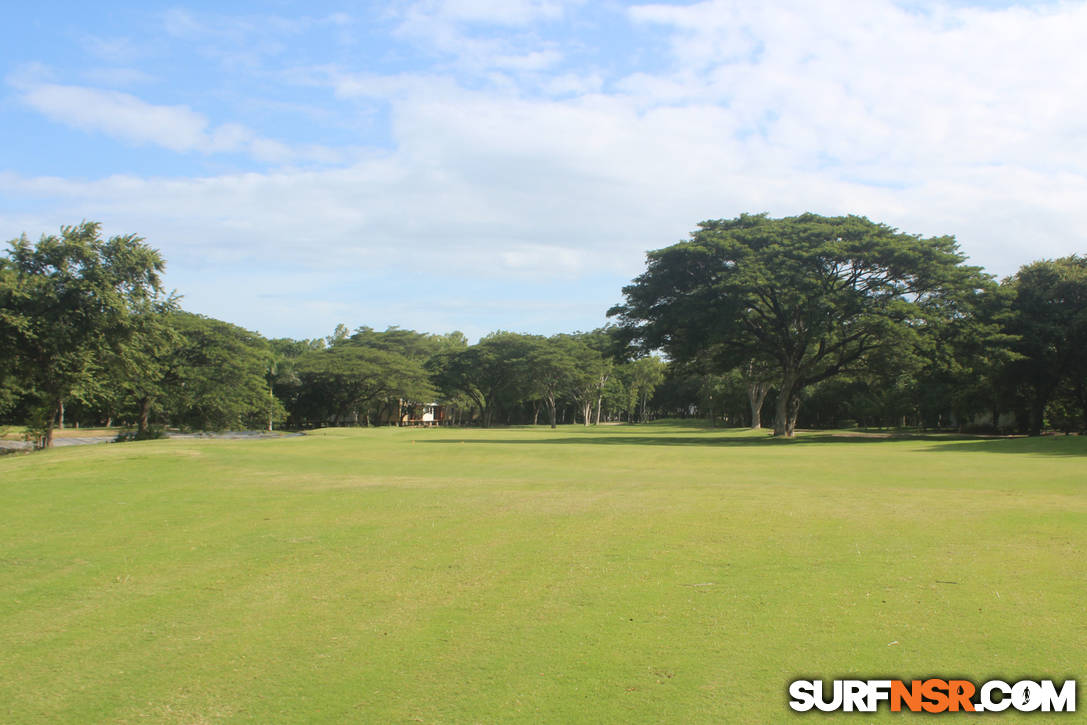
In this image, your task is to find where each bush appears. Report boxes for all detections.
[115,427,168,443]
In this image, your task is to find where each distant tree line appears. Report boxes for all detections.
[2,217,1085,446]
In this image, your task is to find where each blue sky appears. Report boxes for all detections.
[3,0,1085,341]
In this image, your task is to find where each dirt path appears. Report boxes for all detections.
[0,431,303,452]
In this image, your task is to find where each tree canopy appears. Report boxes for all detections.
[0,222,168,446]
[609,213,988,436]
[1003,256,1087,434]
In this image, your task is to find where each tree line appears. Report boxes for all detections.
[2,216,1085,446]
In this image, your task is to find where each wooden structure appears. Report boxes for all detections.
[400,402,445,427]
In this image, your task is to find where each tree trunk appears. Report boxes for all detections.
[787,395,800,437]
[773,394,788,436]
[533,401,541,426]
[1079,382,1087,433]
[1028,395,1045,437]
[747,380,769,430]
[774,373,798,437]
[138,396,151,434]
[58,399,65,430]
[547,394,557,429]
[39,398,63,448]
[594,395,602,425]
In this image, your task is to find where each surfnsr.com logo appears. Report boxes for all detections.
[788,678,1076,713]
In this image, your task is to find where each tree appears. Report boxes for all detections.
[108,304,182,435]
[557,334,608,426]
[0,222,167,447]
[292,343,434,427]
[573,328,622,425]
[625,356,666,423]
[909,277,1015,431]
[524,335,591,429]
[1002,256,1087,435]
[164,312,283,431]
[267,337,324,430]
[740,359,774,430]
[610,213,984,437]
[428,332,537,427]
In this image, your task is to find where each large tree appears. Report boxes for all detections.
[525,334,599,428]
[292,343,434,427]
[609,213,984,437]
[1002,256,1087,435]
[0,222,167,447]
[107,304,182,435]
[624,356,666,423]
[428,332,538,427]
[164,312,283,431]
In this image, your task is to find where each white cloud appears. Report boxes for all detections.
[160,8,359,72]
[402,0,568,27]
[626,0,1087,176]
[12,82,346,166]
[20,84,211,152]
[490,49,564,72]
[542,72,603,96]
[79,67,157,87]
[6,70,1083,287]
[78,33,148,64]
[392,0,573,76]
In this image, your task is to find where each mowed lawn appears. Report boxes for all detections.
[1,425,1084,723]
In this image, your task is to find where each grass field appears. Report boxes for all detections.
[1,424,1084,723]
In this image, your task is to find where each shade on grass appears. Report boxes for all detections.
[1,425,1084,723]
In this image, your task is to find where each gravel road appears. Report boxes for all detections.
[0,431,303,452]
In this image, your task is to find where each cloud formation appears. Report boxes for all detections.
[14,82,344,165]
[3,1,1086,339]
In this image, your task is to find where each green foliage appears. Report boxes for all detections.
[0,222,167,446]
[105,303,183,433]
[525,334,590,428]
[290,331,436,426]
[164,312,281,431]
[1000,256,1087,434]
[114,426,168,442]
[611,213,985,436]
[349,325,467,361]
[624,356,666,422]
[429,332,541,427]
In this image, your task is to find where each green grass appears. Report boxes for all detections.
[1,424,1084,723]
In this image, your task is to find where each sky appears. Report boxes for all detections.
[2,0,1085,341]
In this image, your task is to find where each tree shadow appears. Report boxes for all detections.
[419,430,1087,453]
[921,435,1087,457]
